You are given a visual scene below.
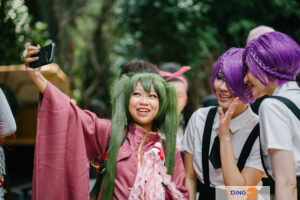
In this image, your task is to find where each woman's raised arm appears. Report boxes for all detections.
[24,45,47,94]
[218,98,264,186]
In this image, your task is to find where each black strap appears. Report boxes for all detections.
[209,136,221,169]
[90,126,130,198]
[200,107,261,199]
[259,135,273,181]
[202,107,218,187]
[237,123,260,171]
[197,180,216,200]
[270,96,300,120]
[93,125,130,169]
[121,127,130,145]
[258,96,300,190]
[297,176,300,200]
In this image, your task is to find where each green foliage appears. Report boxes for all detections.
[22,0,118,111]
[2,0,299,109]
[70,0,117,108]
[114,0,300,102]
[115,0,220,66]
[0,0,49,65]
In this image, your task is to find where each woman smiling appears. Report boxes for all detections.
[183,48,264,200]
[24,45,189,200]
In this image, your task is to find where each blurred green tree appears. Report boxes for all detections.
[3,0,299,111]
[0,0,49,65]
[25,0,118,110]
[114,0,300,108]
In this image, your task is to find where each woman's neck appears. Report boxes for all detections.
[266,81,278,96]
[232,104,248,118]
[134,123,152,133]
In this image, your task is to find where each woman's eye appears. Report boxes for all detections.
[244,63,249,71]
[132,92,141,96]
[216,75,223,80]
[149,94,158,98]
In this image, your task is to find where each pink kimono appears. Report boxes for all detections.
[32,82,189,200]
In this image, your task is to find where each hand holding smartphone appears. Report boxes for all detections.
[29,43,55,68]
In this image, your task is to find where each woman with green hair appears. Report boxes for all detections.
[24,45,189,200]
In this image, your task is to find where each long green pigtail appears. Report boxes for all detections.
[101,73,179,199]
[160,83,179,175]
[101,75,129,200]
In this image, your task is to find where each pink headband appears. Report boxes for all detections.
[159,66,191,86]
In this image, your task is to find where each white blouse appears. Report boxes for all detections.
[182,106,263,187]
[259,81,300,176]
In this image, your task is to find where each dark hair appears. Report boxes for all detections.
[160,62,192,126]
[88,99,108,118]
[160,62,188,83]
[201,95,218,107]
[120,59,159,75]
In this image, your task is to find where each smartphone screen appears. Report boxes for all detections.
[29,43,55,68]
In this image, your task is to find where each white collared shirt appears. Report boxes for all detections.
[259,81,300,176]
[182,106,263,187]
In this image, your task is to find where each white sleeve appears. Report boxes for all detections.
[259,99,293,151]
[182,112,197,155]
[245,139,264,172]
[182,108,208,155]
[0,88,17,137]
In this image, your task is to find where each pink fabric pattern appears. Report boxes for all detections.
[159,66,191,86]
[129,142,186,200]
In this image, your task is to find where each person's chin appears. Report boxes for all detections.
[218,100,230,109]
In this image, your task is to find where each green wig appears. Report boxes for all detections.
[101,73,179,199]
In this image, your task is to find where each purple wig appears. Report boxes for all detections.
[212,48,255,104]
[243,31,300,86]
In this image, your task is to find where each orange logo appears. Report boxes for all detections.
[247,187,259,199]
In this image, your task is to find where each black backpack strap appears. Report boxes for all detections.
[237,123,259,171]
[90,126,130,198]
[270,96,300,120]
[121,126,130,145]
[90,151,108,198]
[202,107,218,187]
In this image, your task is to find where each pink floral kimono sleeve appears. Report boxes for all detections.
[32,82,111,200]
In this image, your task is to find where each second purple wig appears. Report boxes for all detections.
[243,31,300,86]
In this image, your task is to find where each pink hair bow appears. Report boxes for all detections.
[159,66,191,86]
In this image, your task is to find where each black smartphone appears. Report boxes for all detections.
[30,43,55,68]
